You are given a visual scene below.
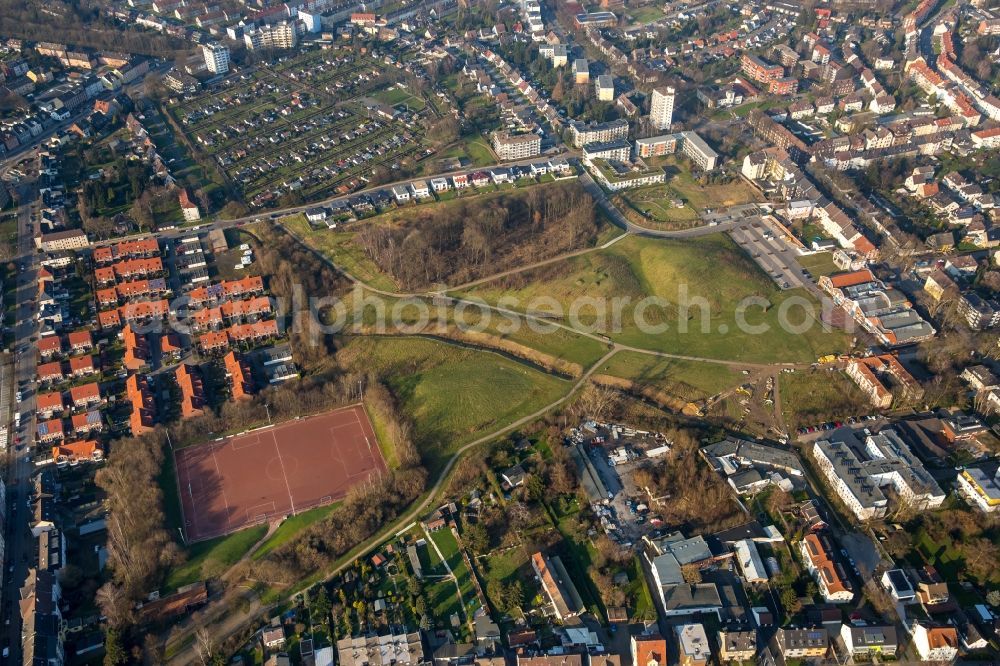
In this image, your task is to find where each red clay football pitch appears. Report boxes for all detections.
[175,404,387,542]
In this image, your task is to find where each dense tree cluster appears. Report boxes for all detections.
[957,32,1000,93]
[355,183,599,289]
[254,223,353,369]
[95,430,180,628]
[631,429,744,532]
[909,510,1000,585]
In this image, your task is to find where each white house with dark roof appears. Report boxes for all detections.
[391,185,411,202]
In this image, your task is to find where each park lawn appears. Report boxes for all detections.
[624,5,664,22]
[337,288,607,375]
[252,503,342,561]
[426,528,479,634]
[726,99,781,119]
[437,135,496,168]
[447,304,609,370]
[597,351,744,401]
[338,336,572,475]
[375,86,427,111]
[780,368,870,431]
[626,557,656,621]
[796,252,840,277]
[463,234,852,364]
[487,324,607,370]
[669,171,761,211]
[619,186,700,226]
[165,525,268,591]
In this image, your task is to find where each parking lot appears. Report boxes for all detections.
[794,415,887,442]
[729,219,811,290]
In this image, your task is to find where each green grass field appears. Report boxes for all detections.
[481,545,528,587]
[0,213,17,246]
[624,5,665,22]
[597,351,743,400]
[436,135,496,168]
[910,527,1000,586]
[796,252,840,278]
[375,86,427,111]
[780,368,870,430]
[620,186,700,226]
[446,304,609,370]
[626,556,657,620]
[338,337,572,474]
[913,530,965,582]
[462,234,852,363]
[165,525,268,591]
[342,288,608,373]
[426,528,479,635]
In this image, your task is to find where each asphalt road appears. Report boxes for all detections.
[1,178,42,661]
[85,152,577,252]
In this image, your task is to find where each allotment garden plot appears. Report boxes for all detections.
[169,50,431,207]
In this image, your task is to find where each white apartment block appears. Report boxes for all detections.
[245,21,298,50]
[582,139,631,164]
[957,466,1000,512]
[812,429,945,521]
[590,160,665,191]
[650,86,675,130]
[202,42,229,75]
[595,75,614,101]
[569,119,629,148]
[492,132,541,161]
[634,131,719,171]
